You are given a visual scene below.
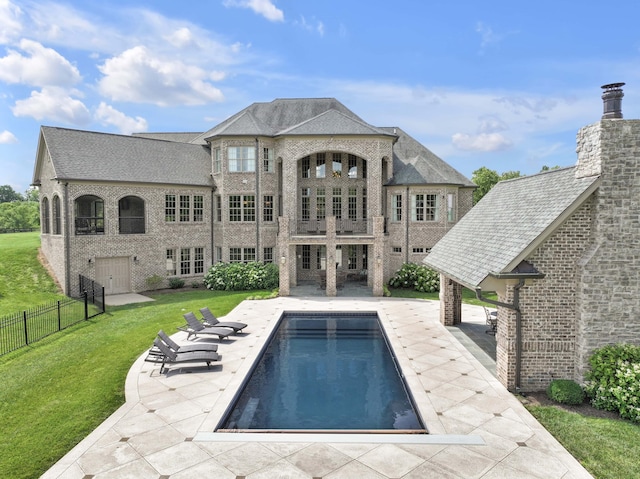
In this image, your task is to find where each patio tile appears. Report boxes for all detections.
[501,446,569,479]
[93,457,159,479]
[144,441,211,476]
[247,459,312,479]
[127,424,184,456]
[323,460,387,479]
[77,442,141,476]
[357,444,424,477]
[402,461,466,479]
[288,443,352,477]
[214,442,282,476]
[169,457,236,479]
[429,446,496,478]
[442,403,496,428]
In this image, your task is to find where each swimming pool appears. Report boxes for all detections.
[217,311,426,433]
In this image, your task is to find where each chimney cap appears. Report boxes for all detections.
[601,82,625,90]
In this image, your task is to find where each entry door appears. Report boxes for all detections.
[95,257,131,295]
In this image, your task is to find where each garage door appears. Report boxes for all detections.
[95,257,131,295]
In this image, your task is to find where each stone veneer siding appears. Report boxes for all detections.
[495,200,593,391]
[575,119,640,377]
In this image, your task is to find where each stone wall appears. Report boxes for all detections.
[575,119,640,377]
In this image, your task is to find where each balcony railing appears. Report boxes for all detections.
[293,219,371,235]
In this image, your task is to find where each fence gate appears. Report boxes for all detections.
[95,257,131,295]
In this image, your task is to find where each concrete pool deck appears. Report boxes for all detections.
[41,297,593,478]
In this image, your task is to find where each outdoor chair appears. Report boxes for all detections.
[179,312,234,341]
[157,329,218,353]
[483,306,498,335]
[199,307,247,333]
[151,338,219,374]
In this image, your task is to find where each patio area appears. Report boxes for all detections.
[42,296,592,478]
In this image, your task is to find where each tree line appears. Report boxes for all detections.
[0,185,40,232]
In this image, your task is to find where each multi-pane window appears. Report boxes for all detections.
[194,247,204,274]
[52,195,61,235]
[302,245,311,270]
[263,195,273,222]
[213,148,221,173]
[362,188,367,220]
[41,197,50,234]
[193,195,203,222]
[316,153,325,178]
[180,248,191,275]
[411,194,438,221]
[229,247,255,263]
[447,193,456,222]
[165,195,176,222]
[392,246,402,253]
[216,246,222,262]
[348,154,358,178]
[316,245,326,270]
[179,195,190,222]
[215,195,222,222]
[228,146,256,172]
[332,187,342,219]
[301,188,310,220]
[228,195,255,222]
[316,187,326,219]
[263,148,274,172]
[301,156,310,178]
[392,194,402,222]
[348,187,357,220]
[263,247,273,263]
[229,247,242,263]
[166,249,176,275]
[412,247,425,253]
[362,160,367,179]
[332,153,342,177]
[348,245,358,270]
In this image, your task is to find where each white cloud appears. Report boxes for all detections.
[0,130,18,143]
[98,46,225,106]
[0,39,81,87]
[95,102,148,134]
[451,132,513,152]
[223,0,284,22]
[12,87,91,125]
[478,115,509,134]
[294,15,324,36]
[165,27,196,48]
[0,0,22,43]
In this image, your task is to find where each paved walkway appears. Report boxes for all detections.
[42,297,593,478]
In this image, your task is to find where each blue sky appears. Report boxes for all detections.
[1,0,640,194]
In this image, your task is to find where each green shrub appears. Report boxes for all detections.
[145,274,164,290]
[168,277,185,289]
[584,343,640,423]
[388,262,440,292]
[546,379,585,405]
[203,262,279,291]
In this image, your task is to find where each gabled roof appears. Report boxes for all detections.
[191,98,394,143]
[34,126,212,186]
[384,127,475,187]
[423,167,600,288]
[131,132,202,143]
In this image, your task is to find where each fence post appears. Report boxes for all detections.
[102,286,106,313]
[23,310,29,345]
[84,291,89,320]
[58,301,62,331]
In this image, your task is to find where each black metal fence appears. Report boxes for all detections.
[0,276,105,357]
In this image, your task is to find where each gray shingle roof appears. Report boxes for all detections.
[38,126,212,186]
[383,127,475,186]
[191,98,391,143]
[423,167,600,288]
[131,132,202,143]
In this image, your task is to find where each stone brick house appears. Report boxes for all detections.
[424,84,640,392]
[32,98,474,296]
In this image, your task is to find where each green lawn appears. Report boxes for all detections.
[0,232,636,479]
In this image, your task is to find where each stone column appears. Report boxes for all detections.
[326,216,337,296]
[372,216,384,296]
[277,216,290,296]
[439,274,461,326]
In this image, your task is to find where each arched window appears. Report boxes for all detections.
[75,195,104,235]
[52,195,61,235]
[41,197,50,234]
[118,196,145,234]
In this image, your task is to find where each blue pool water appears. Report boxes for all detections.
[218,312,424,431]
